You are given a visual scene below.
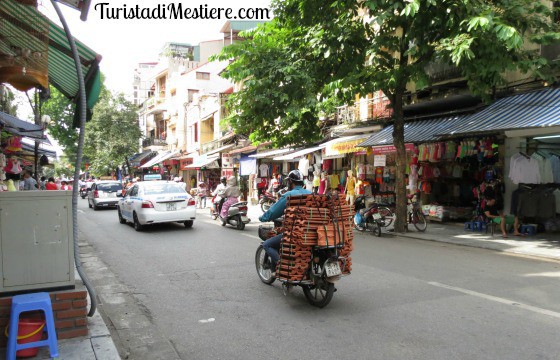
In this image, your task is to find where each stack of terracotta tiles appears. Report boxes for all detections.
[276,194,353,282]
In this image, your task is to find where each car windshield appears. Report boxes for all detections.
[143,183,186,195]
[97,183,122,192]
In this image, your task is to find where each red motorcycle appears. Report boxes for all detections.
[258,190,277,212]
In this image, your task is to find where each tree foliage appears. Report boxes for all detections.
[217,0,558,231]
[42,86,79,161]
[0,85,19,116]
[83,92,142,177]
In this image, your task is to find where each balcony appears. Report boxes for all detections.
[142,137,167,148]
[424,61,463,84]
[335,94,393,125]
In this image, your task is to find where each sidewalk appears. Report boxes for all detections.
[247,200,560,261]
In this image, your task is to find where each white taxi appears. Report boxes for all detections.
[117,181,196,231]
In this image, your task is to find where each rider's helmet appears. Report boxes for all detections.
[220,176,227,185]
[287,170,304,186]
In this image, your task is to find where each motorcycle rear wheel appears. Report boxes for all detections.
[255,245,275,284]
[261,200,274,212]
[302,279,335,308]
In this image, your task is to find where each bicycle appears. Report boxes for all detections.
[407,194,427,231]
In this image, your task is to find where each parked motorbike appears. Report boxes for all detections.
[353,195,394,237]
[217,198,251,230]
[256,220,346,308]
[258,190,277,212]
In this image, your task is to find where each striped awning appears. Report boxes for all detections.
[0,1,101,117]
[442,88,560,136]
[358,116,468,147]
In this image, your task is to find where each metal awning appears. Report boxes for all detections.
[140,150,180,168]
[128,151,156,167]
[273,146,322,161]
[206,144,235,155]
[439,88,560,137]
[0,1,102,118]
[185,154,220,169]
[0,110,44,139]
[249,148,294,159]
[358,116,468,147]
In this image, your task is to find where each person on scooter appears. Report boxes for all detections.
[258,170,311,272]
[220,176,242,225]
[212,176,227,215]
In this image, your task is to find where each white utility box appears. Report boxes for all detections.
[0,191,75,293]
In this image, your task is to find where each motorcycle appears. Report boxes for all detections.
[79,185,88,199]
[217,198,251,230]
[353,195,394,237]
[258,190,277,212]
[256,219,346,308]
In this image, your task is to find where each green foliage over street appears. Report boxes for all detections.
[217,0,559,232]
[83,92,142,177]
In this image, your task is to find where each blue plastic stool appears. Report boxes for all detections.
[520,225,536,235]
[6,292,59,360]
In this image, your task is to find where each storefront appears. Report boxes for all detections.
[184,153,221,192]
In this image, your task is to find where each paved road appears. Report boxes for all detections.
[77,199,560,360]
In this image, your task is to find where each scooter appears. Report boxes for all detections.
[217,198,251,230]
[79,185,88,199]
[256,219,346,308]
[258,190,277,212]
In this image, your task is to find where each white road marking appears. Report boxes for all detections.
[428,281,560,319]
[198,318,215,324]
[240,233,259,240]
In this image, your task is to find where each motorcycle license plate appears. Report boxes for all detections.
[325,261,342,277]
[166,203,176,211]
[372,213,382,219]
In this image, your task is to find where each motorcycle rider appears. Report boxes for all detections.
[220,176,242,225]
[259,170,311,271]
[212,176,227,215]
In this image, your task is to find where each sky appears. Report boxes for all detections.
[39,0,272,95]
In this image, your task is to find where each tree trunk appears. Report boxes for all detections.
[392,89,407,233]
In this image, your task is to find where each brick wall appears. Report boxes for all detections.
[0,290,88,347]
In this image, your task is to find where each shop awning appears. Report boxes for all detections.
[206,144,235,155]
[185,154,220,169]
[249,148,294,159]
[21,138,56,157]
[320,134,371,159]
[0,1,102,124]
[0,110,45,140]
[358,116,468,147]
[439,88,560,136]
[128,151,156,167]
[273,146,322,161]
[229,145,257,155]
[140,150,180,168]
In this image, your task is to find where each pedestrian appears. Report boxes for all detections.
[21,170,38,190]
[45,177,58,190]
[196,182,207,209]
[60,179,73,190]
[39,176,46,190]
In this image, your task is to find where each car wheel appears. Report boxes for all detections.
[133,212,143,232]
[118,208,126,224]
[93,204,99,211]
[184,220,194,228]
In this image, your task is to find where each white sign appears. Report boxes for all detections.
[222,153,233,168]
[373,155,386,167]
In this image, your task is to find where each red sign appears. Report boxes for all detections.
[179,158,193,170]
[371,143,415,154]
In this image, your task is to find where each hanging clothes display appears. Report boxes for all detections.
[508,153,541,184]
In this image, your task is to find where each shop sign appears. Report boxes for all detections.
[373,155,386,167]
[324,138,368,157]
[222,153,234,168]
[371,143,415,154]
[179,158,193,170]
[222,169,234,178]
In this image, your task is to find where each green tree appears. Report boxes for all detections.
[0,85,19,115]
[218,0,559,232]
[83,92,142,177]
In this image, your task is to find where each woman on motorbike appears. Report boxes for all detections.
[220,176,242,224]
[258,170,311,272]
[212,176,227,215]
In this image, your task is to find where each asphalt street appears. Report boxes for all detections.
[77,199,560,360]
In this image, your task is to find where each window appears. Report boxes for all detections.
[188,89,199,102]
[194,123,198,142]
[196,72,210,80]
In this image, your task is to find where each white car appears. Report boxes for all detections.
[117,181,196,231]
